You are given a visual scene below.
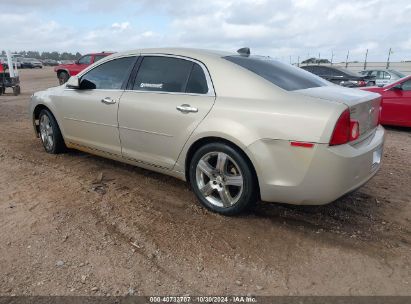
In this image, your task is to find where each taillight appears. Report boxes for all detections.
[330,109,359,146]
[358,80,366,87]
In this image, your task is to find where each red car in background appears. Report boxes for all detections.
[361,75,411,127]
[54,52,113,84]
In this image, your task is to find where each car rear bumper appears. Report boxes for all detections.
[247,125,385,205]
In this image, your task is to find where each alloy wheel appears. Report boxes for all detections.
[195,151,244,208]
[39,114,54,151]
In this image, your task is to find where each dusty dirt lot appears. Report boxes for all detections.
[0,68,410,296]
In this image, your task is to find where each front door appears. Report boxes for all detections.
[70,55,92,76]
[381,79,411,124]
[118,55,215,169]
[56,56,136,155]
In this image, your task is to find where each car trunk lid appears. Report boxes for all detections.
[294,85,381,137]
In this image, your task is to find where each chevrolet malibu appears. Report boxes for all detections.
[30,48,385,215]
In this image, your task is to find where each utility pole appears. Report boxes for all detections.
[364,49,368,70]
[345,50,350,68]
[331,50,334,66]
[318,52,321,65]
[297,56,300,67]
[386,48,392,69]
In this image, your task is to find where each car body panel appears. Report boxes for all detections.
[30,48,385,206]
[361,75,411,127]
[119,91,216,169]
[58,89,123,155]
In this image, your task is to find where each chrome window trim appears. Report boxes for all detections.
[64,53,216,97]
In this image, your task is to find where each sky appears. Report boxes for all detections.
[1,0,411,63]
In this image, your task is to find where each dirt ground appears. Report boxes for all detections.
[0,68,410,296]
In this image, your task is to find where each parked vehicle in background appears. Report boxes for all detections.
[301,65,376,87]
[42,59,59,66]
[30,48,384,215]
[54,52,113,84]
[359,69,406,87]
[0,51,21,96]
[361,75,411,127]
[58,60,75,65]
[21,58,43,69]
[0,57,22,69]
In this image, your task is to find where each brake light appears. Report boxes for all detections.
[330,109,359,145]
[358,80,367,87]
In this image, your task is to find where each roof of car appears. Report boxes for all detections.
[110,48,236,61]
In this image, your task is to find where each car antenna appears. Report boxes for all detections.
[237,47,250,56]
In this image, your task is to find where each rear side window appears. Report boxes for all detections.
[93,55,107,63]
[186,63,208,94]
[225,56,328,91]
[80,56,135,90]
[134,56,193,93]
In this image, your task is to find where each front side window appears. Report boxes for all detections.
[78,55,92,65]
[402,80,411,91]
[383,72,391,79]
[225,56,328,91]
[133,56,197,93]
[80,56,135,90]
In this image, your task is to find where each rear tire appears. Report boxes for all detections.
[13,86,20,96]
[189,142,257,215]
[58,71,69,85]
[38,109,66,154]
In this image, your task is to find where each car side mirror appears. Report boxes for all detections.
[66,76,80,89]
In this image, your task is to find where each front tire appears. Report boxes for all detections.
[189,142,258,215]
[38,109,66,154]
[58,71,69,85]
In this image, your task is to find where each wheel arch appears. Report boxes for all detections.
[56,69,70,77]
[184,136,260,197]
[32,104,59,136]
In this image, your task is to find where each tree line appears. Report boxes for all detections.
[1,51,82,60]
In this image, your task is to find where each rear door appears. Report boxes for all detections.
[118,55,216,169]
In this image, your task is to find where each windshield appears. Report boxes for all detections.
[224,55,329,91]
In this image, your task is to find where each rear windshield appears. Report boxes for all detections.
[389,70,406,78]
[224,55,328,91]
[333,67,361,77]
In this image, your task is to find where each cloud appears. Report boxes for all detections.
[111,22,130,31]
[1,0,411,61]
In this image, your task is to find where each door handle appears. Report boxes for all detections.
[176,104,198,113]
[101,97,116,104]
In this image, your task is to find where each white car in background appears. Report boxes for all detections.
[29,48,384,215]
[360,69,406,87]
